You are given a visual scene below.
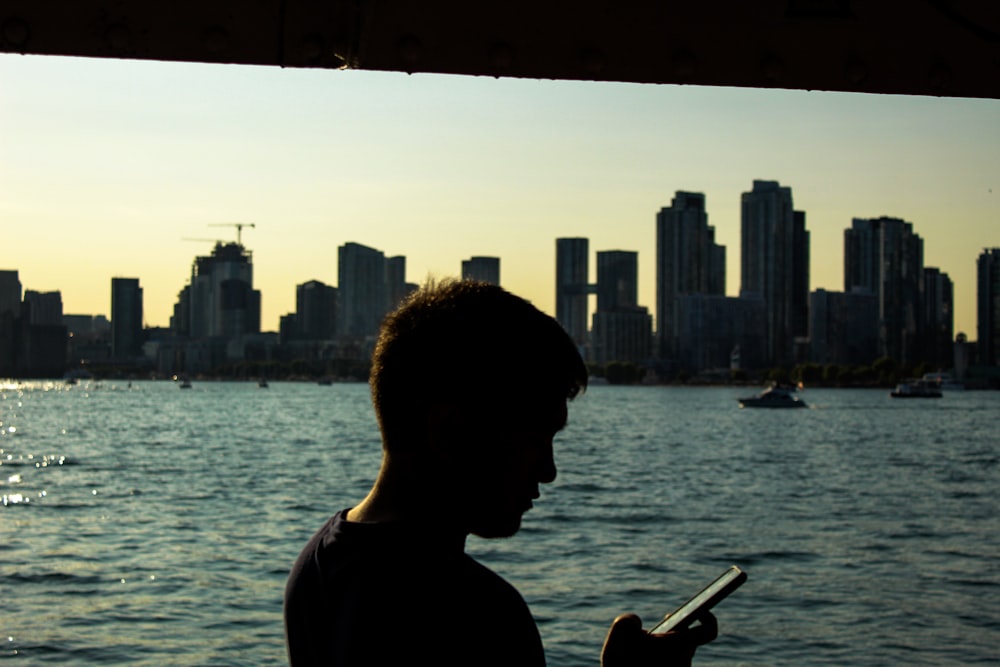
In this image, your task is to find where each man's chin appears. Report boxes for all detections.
[470,514,523,539]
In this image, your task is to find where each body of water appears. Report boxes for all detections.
[2,381,997,665]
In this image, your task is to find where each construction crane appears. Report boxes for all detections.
[209,222,256,245]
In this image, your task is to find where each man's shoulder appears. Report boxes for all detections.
[284,511,545,666]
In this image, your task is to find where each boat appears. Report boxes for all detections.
[176,374,192,389]
[258,377,269,388]
[889,379,942,398]
[737,384,807,408]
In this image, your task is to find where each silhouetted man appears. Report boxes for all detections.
[284,279,717,666]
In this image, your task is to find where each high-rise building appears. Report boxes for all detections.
[675,293,767,372]
[809,288,878,366]
[23,290,63,325]
[978,248,1000,367]
[792,211,810,340]
[461,256,500,285]
[591,250,651,364]
[385,255,411,313]
[845,216,923,363]
[922,268,953,369]
[111,277,144,360]
[591,309,653,365]
[555,238,589,347]
[0,270,22,375]
[655,191,726,360]
[0,270,21,317]
[295,280,337,340]
[172,242,261,339]
[741,180,809,367]
[338,242,389,340]
[596,250,638,312]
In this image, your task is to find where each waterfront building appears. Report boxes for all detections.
[741,180,809,367]
[792,211,810,340]
[168,242,261,373]
[978,248,1000,366]
[461,256,501,285]
[0,270,21,317]
[591,308,652,365]
[338,242,412,342]
[174,242,261,339]
[675,293,767,372]
[385,255,414,313]
[922,268,953,369]
[591,250,652,364]
[555,238,590,347]
[338,242,386,339]
[845,216,923,363]
[295,280,337,341]
[0,287,68,378]
[596,250,638,312]
[655,191,726,360]
[65,314,111,366]
[23,290,63,325]
[809,288,879,366]
[111,277,144,361]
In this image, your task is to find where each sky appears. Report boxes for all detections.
[2,54,998,338]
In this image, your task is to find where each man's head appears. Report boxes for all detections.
[370,279,587,536]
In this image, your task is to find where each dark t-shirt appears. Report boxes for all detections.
[284,509,546,666]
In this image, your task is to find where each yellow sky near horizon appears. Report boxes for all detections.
[2,54,998,339]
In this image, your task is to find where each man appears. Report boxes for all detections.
[284,279,717,666]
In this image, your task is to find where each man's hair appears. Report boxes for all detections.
[370,279,587,449]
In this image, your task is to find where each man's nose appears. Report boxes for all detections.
[536,443,557,484]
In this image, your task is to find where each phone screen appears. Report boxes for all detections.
[650,566,746,633]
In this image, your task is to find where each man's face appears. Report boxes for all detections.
[439,396,568,539]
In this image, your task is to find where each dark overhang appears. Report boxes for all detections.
[1,1,998,98]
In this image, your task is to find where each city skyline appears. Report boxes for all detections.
[3,54,998,336]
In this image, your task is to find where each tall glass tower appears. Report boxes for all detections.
[111,277,143,360]
[555,238,589,347]
[655,191,725,360]
[741,180,808,367]
[978,248,1000,367]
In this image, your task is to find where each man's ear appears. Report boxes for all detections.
[423,401,462,463]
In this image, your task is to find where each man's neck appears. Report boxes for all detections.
[345,453,453,527]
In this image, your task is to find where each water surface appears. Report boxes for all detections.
[2,381,997,665]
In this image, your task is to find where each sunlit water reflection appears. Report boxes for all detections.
[2,381,997,665]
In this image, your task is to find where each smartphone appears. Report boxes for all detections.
[649,565,747,633]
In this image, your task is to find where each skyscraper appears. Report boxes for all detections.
[0,270,21,317]
[172,242,261,339]
[111,277,144,360]
[0,270,23,376]
[978,248,1000,367]
[461,256,500,285]
[922,267,953,368]
[591,250,652,364]
[596,250,638,312]
[809,287,878,366]
[295,279,337,340]
[792,211,810,341]
[555,238,589,347]
[655,191,726,360]
[845,216,923,363]
[385,255,410,313]
[338,242,392,340]
[22,290,63,325]
[741,180,808,367]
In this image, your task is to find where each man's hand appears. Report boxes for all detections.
[600,612,718,667]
